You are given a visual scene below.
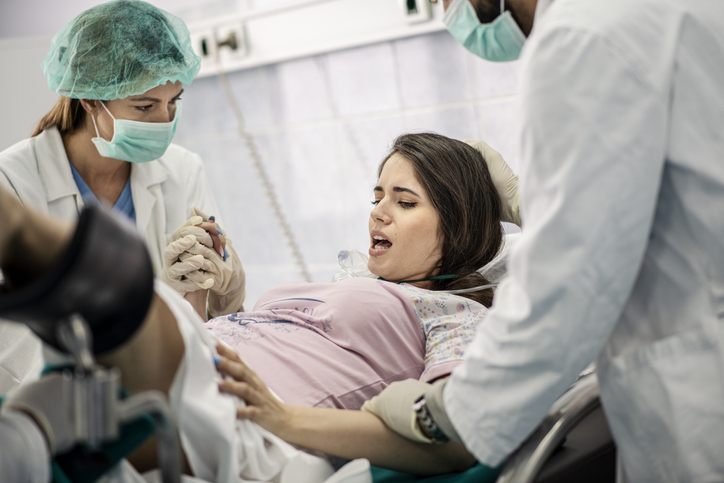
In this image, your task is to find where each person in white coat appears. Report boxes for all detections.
[363,0,724,481]
[1,398,54,483]
[0,0,246,395]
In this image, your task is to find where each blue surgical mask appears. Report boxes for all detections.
[91,101,180,163]
[443,0,526,62]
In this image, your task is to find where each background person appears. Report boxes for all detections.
[0,0,246,394]
[365,0,724,481]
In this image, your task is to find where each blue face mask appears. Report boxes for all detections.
[91,101,180,163]
[443,0,526,62]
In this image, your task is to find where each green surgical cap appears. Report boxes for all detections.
[42,0,201,100]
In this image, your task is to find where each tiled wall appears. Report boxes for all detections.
[174,30,521,309]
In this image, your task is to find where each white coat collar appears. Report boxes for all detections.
[35,127,80,204]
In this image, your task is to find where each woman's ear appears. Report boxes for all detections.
[79,99,99,115]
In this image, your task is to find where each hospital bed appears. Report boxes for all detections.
[496,371,616,483]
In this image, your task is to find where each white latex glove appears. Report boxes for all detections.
[162,208,222,294]
[163,235,212,293]
[169,211,215,250]
[190,237,246,318]
[163,208,246,316]
[1,372,77,454]
[163,235,215,292]
[361,379,434,444]
[186,208,246,317]
[464,139,521,226]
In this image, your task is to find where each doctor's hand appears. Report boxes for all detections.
[464,139,521,226]
[362,379,436,444]
[163,209,246,317]
[215,343,294,438]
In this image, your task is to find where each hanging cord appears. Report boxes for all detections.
[214,58,312,282]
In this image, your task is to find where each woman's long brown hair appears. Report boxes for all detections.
[31,96,86,137]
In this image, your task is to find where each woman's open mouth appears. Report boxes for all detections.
[369,234,392,256]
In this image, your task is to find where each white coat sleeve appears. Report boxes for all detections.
[445,27,669,465]
[0,411,51,483]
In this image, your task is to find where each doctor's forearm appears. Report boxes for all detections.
[280,406,476,475]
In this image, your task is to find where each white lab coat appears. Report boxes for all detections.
[445,0,724,481]
[0,127,222,394]
[0,411,50,483]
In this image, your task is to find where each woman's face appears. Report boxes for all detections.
[368,153,443,285]
[93,81,183,140]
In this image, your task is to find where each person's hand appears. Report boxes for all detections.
[178,234,246,317]
[1,372,77,455]
[162,209,246,317]
[162,208,216,294]
[215,343,293,438]
[361,379,434,444]
[163,234,215,293]
[464,139,521,226]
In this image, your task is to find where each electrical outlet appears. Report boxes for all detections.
[399,0,431,24]
[190,29,216,60]
[214,22,248,63]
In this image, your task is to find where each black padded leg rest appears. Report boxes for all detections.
[0,205,154,355]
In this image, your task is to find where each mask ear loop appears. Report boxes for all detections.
[500,0,505,14]
[91,113,101,138]
[92,101,116,141]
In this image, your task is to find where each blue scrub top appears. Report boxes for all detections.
[70,163,136,224]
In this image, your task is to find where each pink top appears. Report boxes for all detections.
[207,277,485,410]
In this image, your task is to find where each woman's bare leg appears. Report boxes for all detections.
[97,294,189,474]
[0,188,73,288]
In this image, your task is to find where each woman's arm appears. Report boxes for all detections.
[215,344,476,476]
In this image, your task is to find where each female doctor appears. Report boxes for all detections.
[0,0,246,393]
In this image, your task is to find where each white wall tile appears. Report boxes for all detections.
[174,75,237,142]
[326,43,401,116]
[267,56,333,124]
[403,105,480,140]
[475,99,521,173]
[225,65,277,131]
[394,31,474,109]
[469,56,520,100]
